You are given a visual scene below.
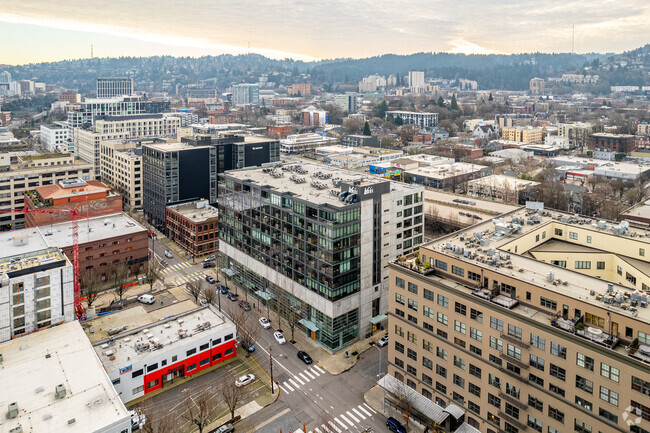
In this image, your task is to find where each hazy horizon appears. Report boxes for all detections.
[1,0,649,65]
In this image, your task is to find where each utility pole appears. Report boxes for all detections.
[269,346,275,394]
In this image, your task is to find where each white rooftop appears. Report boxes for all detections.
[406,163,487,179]
[39,212,146,247]
[0,321,130,433]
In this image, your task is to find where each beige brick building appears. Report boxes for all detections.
[100,139,144,210]
[501,127,544,144]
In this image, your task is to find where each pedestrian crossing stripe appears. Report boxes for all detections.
[313,365,325,374]
[362,403,376,414]
[351,407,366,420]
[357,405,372,417]
[303,370,316,380]
[345,410,359,423]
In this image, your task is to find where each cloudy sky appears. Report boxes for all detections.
[1,0,649,64]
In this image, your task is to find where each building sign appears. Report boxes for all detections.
[119,364,133,375]
[341,181,390,201]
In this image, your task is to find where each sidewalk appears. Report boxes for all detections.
[364,385,426,433]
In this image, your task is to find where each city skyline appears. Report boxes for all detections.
[1,0,649,64]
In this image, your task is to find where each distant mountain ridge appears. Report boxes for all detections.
[2,44,648,92]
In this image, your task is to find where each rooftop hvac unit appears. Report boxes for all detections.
[546,271,554,282]
[55,384,66,400]
[607,283,614,293]
[7,402,18,419]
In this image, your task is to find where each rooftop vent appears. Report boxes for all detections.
[9,426,23,433]
[68,418,76,425]
[55,384,66,400]
[58,178,87,189]
[7,402,18,419]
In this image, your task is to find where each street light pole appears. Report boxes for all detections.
[375,345,386,414]
[269,345,275,394]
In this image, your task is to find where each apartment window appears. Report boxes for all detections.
[528,373,544,386]
[641,248,645,257]
[507,324,522,339]
[548,406,564,423]
[630,401,650,424]
[468,401,480,415]
[528,395,543,411]
[501,282,516,295]
[569,231,578,240]
[527,415,542,432]
[407,282,418,294]
[422,373,432,386]
[575,261,591,269]
[395,308,404,317]
[437,312,448,326]
[422,340,432,352]
[395,342,404,354]
[551,260,566,267]
[507,345,521,360]
[407,314,418,324]
[435,259,447,271]
[470,308,483,322]
[454,320,466,334]
[555,228,563,236]
[453,355,465,370]
[530,334,545,350]
[132,369,144,378]
[489,374,501,389]
[454,302,467,315]
[436,347,447,360]
[540,297,557,310]
[452,265,464,277]
[436,365,447,378]
[584,312,605,328]
[529,354,545,371]
[406,365,417,377]
[452,392,464,405]
[408,299,418,311]
[575,396,593,411]
[550,342,566,359]
[423,288,434,301]
[598,408,618,423]
[407,331,417,344]
[453,374,465,388]
[395,277,405,288]
[506,363,520,375]
[395,325,404,337]
[574,420,592,433]
[407,348,417,361]
[617,265,623,275]
[640,331,650,344]
[490,317,503,331]
[597,261,605,270]
[468,270,480,281]
[469,382,481,397]
[395,293,405,305]
[469,364,482,379]
[576,353,594,371]
[487,412,500,426]
[436,382,446,394]
[470,328,482,342]
[395,358,404,368]
[423,357,433,370]
[489,336,503,351]
[488,393,501,409]
[423,305,434,319]
[437,328,448,339]
[576,376,593,394]
[549,383,565,397]
[549,364,566,381]
[423,322,433,332]
[632,376,650,395]
[599,386,618,406]
[437,295,448,308]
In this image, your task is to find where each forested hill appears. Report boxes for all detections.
[2,44,648,92]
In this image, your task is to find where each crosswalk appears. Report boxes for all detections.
[174,271,207,285]
[306,403,377,433]
[161,262,192,275]
[278,365,326,394]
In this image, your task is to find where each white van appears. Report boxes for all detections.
[137,294,155,304]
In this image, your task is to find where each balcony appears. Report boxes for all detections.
[498,412,527,431]
[499,392,528,410]
[394,255,434,275]
[500,334,530,349]
[627,340,650,364]
[550,313,620,349]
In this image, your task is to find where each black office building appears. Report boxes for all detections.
[181,134,280,173]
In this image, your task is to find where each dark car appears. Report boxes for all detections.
[297,350,313,364]
[209,423,234,433]
[238,300,251,311]
[227,292,239,302]
[219,285,228,294]
[203,262,215,268]
[386,417,406,433]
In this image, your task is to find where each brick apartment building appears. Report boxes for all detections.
[166,200,219,257]
[266,125,293,139]
[588,133,636,154]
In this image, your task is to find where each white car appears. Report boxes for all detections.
[259,317,271,329]
[274,331,286,344]
[204,255,216,262]
[164,250,173,259]
[234,374,255,387]
[377,335,388,347]
[137,294,155,304]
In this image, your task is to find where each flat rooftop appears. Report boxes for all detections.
[168,200,219,223]
[39,212,146,247]
[424,206,650,323]
[0,321,130,433]
[34,179,112,201]
[93,307,229,374]
[406,163,487,179]
[0,228,69,278]
[224,162,422,207]
[143,141,211,152]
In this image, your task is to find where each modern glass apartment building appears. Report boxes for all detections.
[219,162,424,351]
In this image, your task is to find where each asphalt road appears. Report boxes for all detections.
[149,235,217,289]
[233,305,390,433]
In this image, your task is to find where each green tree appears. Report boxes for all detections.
[488,93,493,101]
[437,96,445,107]
[372,100,389,119]
[450,94,459,110]
[363,121,371,136]
[395,115,404,126]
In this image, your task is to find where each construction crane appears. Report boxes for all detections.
[0,199,88,319]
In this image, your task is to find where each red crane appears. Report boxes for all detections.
[0,200,88,319]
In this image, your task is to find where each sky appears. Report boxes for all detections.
[1,0,649,65]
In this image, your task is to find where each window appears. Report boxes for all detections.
[549,383,565,397]
[395,325,404,337]
[575,261,591,269]
[470,345,482,356]
[506,363,520,375]
[469,382,481,397]
[147,363,158,372]
[452,265,464,277]
[632,376,650,395]
[576,353,594,371]
[454,320,466,334]
[132,369,144,378]
[617,265,623,275]
[569,231,578,240]
[551,260,566,267]
[437,312,448,326]
[454,302,467,315]
[200,358,210,366]
[598,408,618,423]
[395,293,405,305]
[423,288,434,301]
[468,401,480,415]
[528,373,544,386]
[395,342,404,354]
[423,340,432,352]
[576,375,593,394]
[435,259,447,271]
[528,395,543,411]
[132,385,144,395]
[453,374,465,388]
[395,358,404,368]
[641,248,645,257]
[555,228,563,236]
[504,423,519,433]
[540,297,557,310]
[586,235,591,243]
[575,396,592,411]
[530,334,546,350]
[468,271,480,281]
[507,344,521,360]
[407,314,418,324]
[395,277,405,288]
[224,333,233,341]
[501,282,516,295]
[199,343,209,351]
[549,364,566,381]
[574,419,592,433]
[437,295,448,307]
[423,305,434,319]
[407,282,418,294]
[529,354,545,371]
[407,348,417,361]
[212,353,222,361]
[550,342,566,359]
[630,401,650,424]
[423,322,433,332]
[408,299,418,311]
[490,354,502,366]
[453,355,465,370]
[469,364,481,379]
[548,406,564,423]
[224,348,233,355]
[186,348,196,356]
[641,331,650,344]
[395,308,404,317]
[470,308,483,322]
[489,336,503,351]
[422,373,432,386]
[490,317,503,331]
[436,382,446,394]
[507,324,522,339]
[407,365,417,376]
[489,374,501,389]
[436,365,447,378]
[436,347,447,360]
[452,392,464,405]
[597,261,605,270]
[487,412,500,426]
[527,415,542,432]
[599,386,618,406]
[488,393,501,409]
[470,328,482,341]
[598,363,619,382]
[423,357,433,370]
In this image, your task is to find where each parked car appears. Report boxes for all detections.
[274,331,286,344]
[210,423,234,433]
[386,417,406,433]
[238,300,251,311]
[241,339,255,353]
[137,294,155,304]
[205,275,216,284]
[227,292,239,302]
[203,262,215,268]
[164,250,173,259]
[204,255,216,262]
[377,334,389,347]
[234,374,255,387]
[219,285,228,294]
[259,317,271,329]
[297,351,313,364]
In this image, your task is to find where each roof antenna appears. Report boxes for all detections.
[91,44,94,58]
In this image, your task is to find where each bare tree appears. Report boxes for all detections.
[239,314,261,350]
[394,380,416,427]
[146,254,161,285]
[140,399,178,433]
[225,302,247,338]
[110,262,130,301]
[187,280,203,304]
[202,286,217,306]
[180,382,215,433]
[80,267,102,309]
[221,371,245,420]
